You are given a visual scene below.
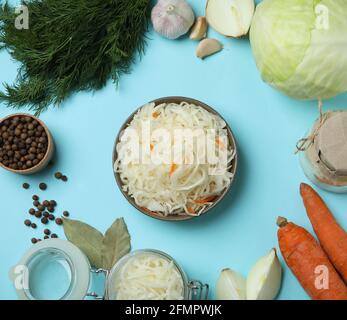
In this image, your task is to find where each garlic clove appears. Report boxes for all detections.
[151,0,195,40]
[216,268,246,300]
[246,248,282,300]
[206,0,255,37]
[196,38,223,59]
[190,17,208,41]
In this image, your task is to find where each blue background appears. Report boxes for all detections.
[1,0,346,300]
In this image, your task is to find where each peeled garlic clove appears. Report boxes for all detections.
[216,268,246,300]
[190,17,208,41]
[196,38,223,59]
[206,0,255,37]
[151,0,195,40]
[246,248,282,300]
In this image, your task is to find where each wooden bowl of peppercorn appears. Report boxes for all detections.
[0,113,54,175]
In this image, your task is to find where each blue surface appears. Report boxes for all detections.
[1,0,347,300]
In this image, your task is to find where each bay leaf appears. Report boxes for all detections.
[63,218,104,269]
[102,218,131,270]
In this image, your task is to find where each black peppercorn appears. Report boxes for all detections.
[54,172,62,179]
[41,217,48,225]
[39,182,47,190]
[22,183,30,189]
[55,218,63,225]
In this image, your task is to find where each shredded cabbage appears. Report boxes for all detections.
[112,253,184,300]
[115,102,235,216]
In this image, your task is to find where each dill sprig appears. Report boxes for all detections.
[0,0,150,114]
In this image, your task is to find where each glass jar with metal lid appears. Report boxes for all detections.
[298,110,347,193]
[9,239,208,300]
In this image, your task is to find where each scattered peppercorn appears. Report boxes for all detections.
[31,223,37,229]
[35,211,42,218]
[54,172,62,179]
[44,235,49,240]
[32,195,39,201]
[37,205,45,211]
[44,229,51,235]
[61,176,68,182]
[31,238,37,244]
[42,200,50,207]
[39,182,47,190]
[47,206,55,213]
[43,212,49,218]
[24,219,31,226]
[33,200,40,207]
[22,183,30,189]
[63,211,69,217]
[48,214,55,221]
[55,218,63,225]
[49,200,57,207]
[51,234,58,238]
[28,208,35,215]
[41,217,48,224]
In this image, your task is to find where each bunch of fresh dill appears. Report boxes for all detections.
[0,0,150,114]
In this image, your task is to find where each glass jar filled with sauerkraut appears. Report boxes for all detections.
[106,250,208,300]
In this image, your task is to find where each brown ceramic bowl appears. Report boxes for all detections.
[0,113,54,175]
[112,97,238,221]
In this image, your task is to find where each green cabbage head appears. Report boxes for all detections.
[250,0,347,100]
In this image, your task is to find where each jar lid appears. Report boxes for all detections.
[316,111,347,175]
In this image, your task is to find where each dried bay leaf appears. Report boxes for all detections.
[102,218,131,270]
[63,218,104,269]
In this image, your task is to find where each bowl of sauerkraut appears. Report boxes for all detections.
[113,97,238,221]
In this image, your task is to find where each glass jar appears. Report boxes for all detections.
[9,239,208,300]
[299,111,347,193]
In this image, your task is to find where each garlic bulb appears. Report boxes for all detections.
[216,268,246,300]
[151,0,195,39]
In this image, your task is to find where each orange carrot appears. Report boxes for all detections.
[150,143,154,152]
[139,206,153,214]
[300,183,347,283]
[169,163,177,176]
[215,137,225,149]
[187,207,196,215]
[152,111,160,119]
[277,217,347,300]
[192,196,218,204]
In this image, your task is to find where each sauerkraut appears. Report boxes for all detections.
[115,102,235,216]
[111,253,184,300]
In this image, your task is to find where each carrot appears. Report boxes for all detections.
[169,163,177,176]
[215,137,225,149]
[192,196,218,204]
[152,111,160,119]
[277,217,347,300]
[300,183,347,283]
[150,143,154,152]
[187,207,196,215]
